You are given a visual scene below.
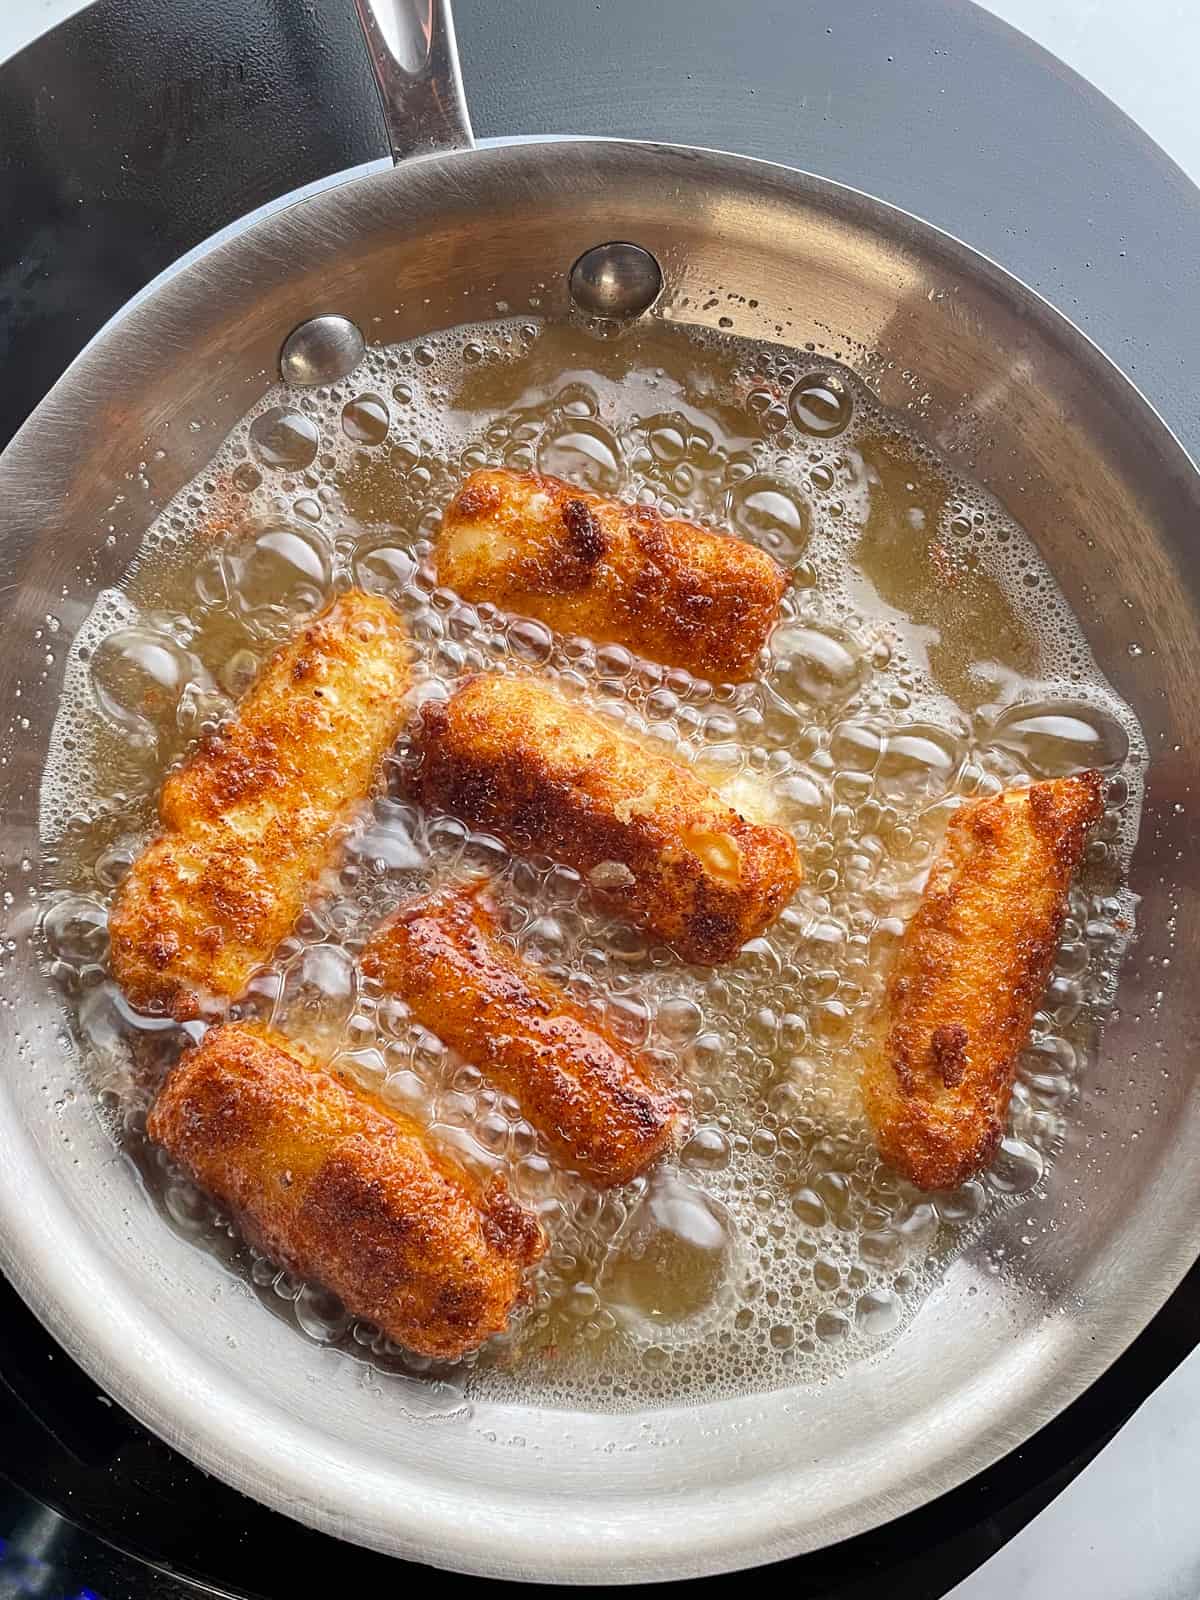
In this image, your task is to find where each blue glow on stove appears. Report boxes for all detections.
[0,1538,108,1598]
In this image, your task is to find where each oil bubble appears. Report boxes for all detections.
[875,726,962,805]
[538,418,622,492]
[272,943,358,1056]
[680,1126,732,1171]
[645,415,688,464]
[222,523,331,629]
[789,371,853,437]
[600,1175,739,1336]
[42,894,109,965]
[988,700,1129,776]
[353,541,417,598]
[986,1136,1044,1195]
[341,394,391,446]
[295,1283,352,1343]
[770,622,867,707]
[90,628,211,750]
[830,720,884,773]
[855,1288,899,1336]
[249,407,320,470]
[727,477,809,561]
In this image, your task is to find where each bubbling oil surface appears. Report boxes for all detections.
[37,319,1144,1412]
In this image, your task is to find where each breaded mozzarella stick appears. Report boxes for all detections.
[410,674,803,964]
[110,592,409,1019]
[438,468,787,682]
[863,773,1105,1190]
[148,1023,545,1360]
[362,883,687,1186]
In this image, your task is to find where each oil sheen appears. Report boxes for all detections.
[37,319,1144,1411]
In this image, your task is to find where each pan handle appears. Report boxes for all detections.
[352,0,476,162]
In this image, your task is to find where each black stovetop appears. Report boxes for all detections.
[2,2,1199,1595]
[3,1259,1198,1600]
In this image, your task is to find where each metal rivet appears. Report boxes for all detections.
[568,242,663,321]
[280,315,366,386]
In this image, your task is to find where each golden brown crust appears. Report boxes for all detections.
[862,772,1105,1190]
[362,884,688,1187]
[147,1023,544,1360]
[437,468,788,682]
[109,593,410,1019]
[409,674,803,965]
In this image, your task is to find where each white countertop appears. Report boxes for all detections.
[1,4,1198,1598]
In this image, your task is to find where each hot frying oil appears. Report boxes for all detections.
[38,319,1143,1409]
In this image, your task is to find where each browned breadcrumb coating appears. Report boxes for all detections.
[409,673,802,965]
[109,592,410,1020]
[147,1023,544,1360]
[862,772,1105,1191]
[437,467,788,682]
[362,883,688,1187]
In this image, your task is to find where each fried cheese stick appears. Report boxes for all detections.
[362,884,687,1186]
[109,592,409,1019]
[862,772,1105,1190]
[437,468,787,682]
[148,1023,545,1360]
[410,674,803,964]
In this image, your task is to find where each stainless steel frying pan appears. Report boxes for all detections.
[0,0,1197,1581]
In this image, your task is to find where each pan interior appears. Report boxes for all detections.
[0,141,1197,1581]
[40,313,1145,1412]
